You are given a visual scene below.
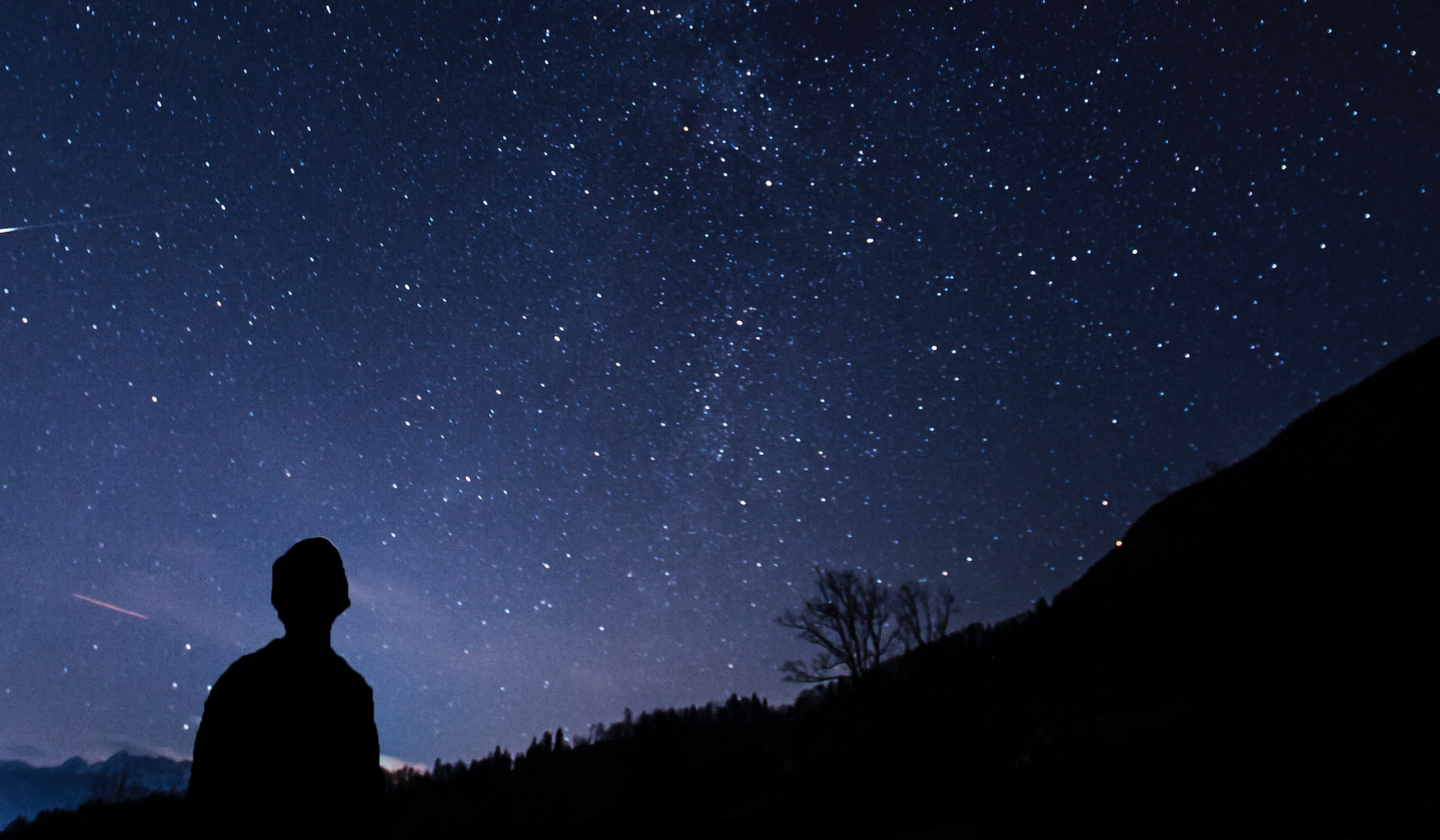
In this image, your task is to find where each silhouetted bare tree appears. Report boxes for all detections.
[776,568,893,682]
[893,581,955,653]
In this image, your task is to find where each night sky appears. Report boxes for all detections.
[2,1,1435,769]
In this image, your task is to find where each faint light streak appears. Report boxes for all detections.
[72,594,148,619]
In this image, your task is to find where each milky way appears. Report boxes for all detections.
[1,1,1434,766]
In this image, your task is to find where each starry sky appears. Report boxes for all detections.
[1,0,1435,768]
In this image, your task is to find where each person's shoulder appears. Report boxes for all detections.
[204,640,284,708]
[326,650,373,692]
[214,640,284,684]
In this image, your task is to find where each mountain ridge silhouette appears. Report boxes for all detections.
[0,752,189,831]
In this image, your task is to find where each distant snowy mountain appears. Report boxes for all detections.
[0,752,189,829]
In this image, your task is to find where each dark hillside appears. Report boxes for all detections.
[751,335,1439,834]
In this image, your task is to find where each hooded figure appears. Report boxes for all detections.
[186,538,387,838]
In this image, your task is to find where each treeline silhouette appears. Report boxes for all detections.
[385,693,787,835]
[5,335,1437,839]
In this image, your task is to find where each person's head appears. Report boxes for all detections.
[271,537,350,632]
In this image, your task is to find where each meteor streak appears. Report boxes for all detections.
[0,206,191,236]
[72,593,149,620]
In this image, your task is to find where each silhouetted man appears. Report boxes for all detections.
[186,537,388,839]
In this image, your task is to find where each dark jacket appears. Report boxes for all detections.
[185,638,387,838]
